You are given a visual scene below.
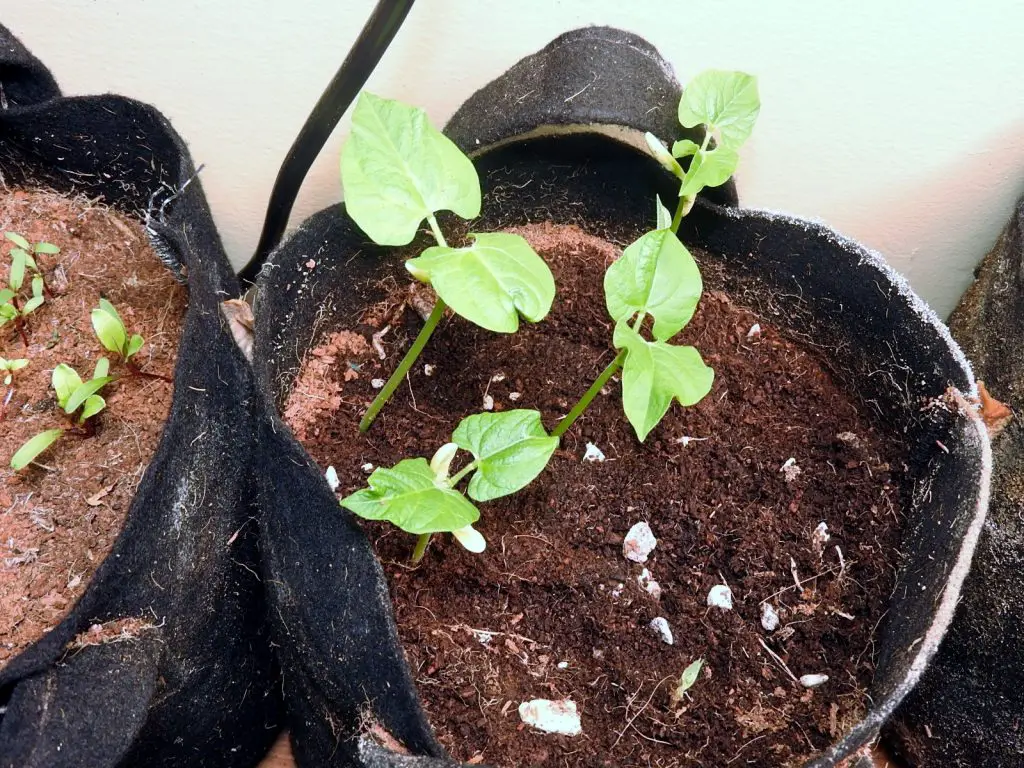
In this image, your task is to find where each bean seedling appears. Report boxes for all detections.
[554,70,759,441]
[341,409,558,562]
[10,358,115,470]
[340,93,556,432]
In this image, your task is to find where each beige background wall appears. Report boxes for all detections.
[3,1,1022,317]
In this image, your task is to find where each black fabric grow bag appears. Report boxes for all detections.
[0,24,282,767]
[249,27,990,767]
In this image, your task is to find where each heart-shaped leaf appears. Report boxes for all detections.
[614,323,714,441]
[678,70,760,149]
[407,232,554,333]
[452,410,558,502]
[341,458,480,535]
[341,92,481,246]
[605,229,703,340]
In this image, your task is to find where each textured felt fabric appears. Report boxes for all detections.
[0,23,282,768]
[887,193,1024,766]
[251,26,989,768]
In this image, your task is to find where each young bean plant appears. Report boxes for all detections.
[340,93,555,432]
[10,358,114,470]
[341,409,558,562]
[553,69,760,441]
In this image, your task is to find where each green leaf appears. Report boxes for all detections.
[22,295,43,315]
[406,232,554,333]
[78,394,106,422]
[4,232,30,250]
[33,241,60,255]
[92,303,128,355]
[340,92,481,246]
[52,363,83,408]
[644,132,684,180]
[1,358,28,372]
[341,457,480,535]
[671,139,701,159]
[671,658,705,704]
[452,410,558,502]
[0,288,14,303]
[655,197,672,230]
[680,146,740,199]
[31,276,43,298]
[12,247,37,273]
[93,356,110,379]
[605,229,703,340]
[126,334,144,359]
[64,376,114,416]
[678,70,760,148]
[11,428,64,470]
[614,323,714,441]
[9,248,25,291]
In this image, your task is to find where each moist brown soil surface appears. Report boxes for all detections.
[0,189,187,667]
[283,223,907,768]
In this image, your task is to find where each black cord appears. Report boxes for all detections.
[238,0,416,285]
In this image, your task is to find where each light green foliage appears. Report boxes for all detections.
[669,70,760,210]
[341,92,480,246]
[604,228,703,341]
[406,233,555,334]
[678,70,760,147]
[342,410,558,559]
[2,232,54,329]
[613,323,714,441]
[0,356,28,386]
[344,93,555,432]
[644,132,684,181]
[452,410,559,502]
[10,359,113,470]
[52,359,113,422]
[91,298,145,361]
[10,429,64,470]
[342,457,480,535]
[670,658,705,705]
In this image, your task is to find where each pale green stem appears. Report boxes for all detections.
[412,533,432,563]
[359,214,450,433]
[554,313,646,438]
[672,128,715,231]
[447,460,477,488]
[359,297,447,432]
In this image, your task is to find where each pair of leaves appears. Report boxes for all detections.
[604,228,714,440]
[10,360,112,471]
[0,278,43,320]
[341,93,555,335]
[342,410,557,535]
[53,359,113,421]
[646,71,760,208]
[92,299,144,360]
[1,356,28,386]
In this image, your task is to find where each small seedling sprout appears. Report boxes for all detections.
[340,93,555,432]
[0,356,28,387]
[5,232,58,298]
[554,70,759,441]
[92,298,146,363]
[2,236,49,347]
[670,658,705,706]
[341,409,558,562]
[10,358,115,470]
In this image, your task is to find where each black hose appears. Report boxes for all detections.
[238,0,415,285]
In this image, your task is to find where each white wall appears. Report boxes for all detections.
[3,1,1022,317]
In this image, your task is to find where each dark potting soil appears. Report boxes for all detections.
[283,223,907,768]
[0,189,186,667]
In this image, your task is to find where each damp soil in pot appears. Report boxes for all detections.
[0,187,186,666]
[279,220,909,768]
